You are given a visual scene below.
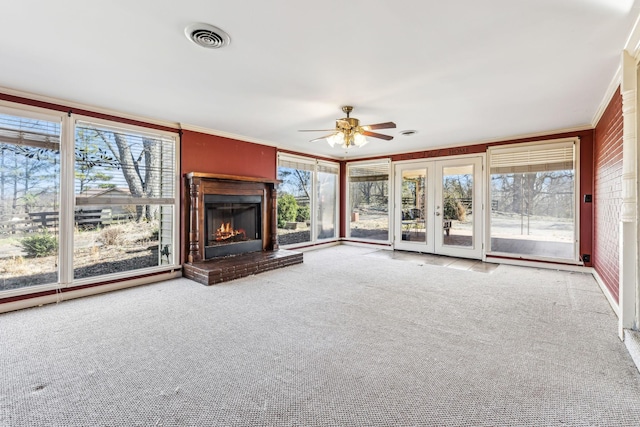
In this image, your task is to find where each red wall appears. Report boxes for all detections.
[380,130,595,264]
[593,88,623,303]
[181,130,277,179]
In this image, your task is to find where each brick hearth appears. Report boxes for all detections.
[183,249,303,286]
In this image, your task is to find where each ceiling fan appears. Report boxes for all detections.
[299,106,396,148]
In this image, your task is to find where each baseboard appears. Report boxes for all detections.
[624,329,640,373]
[590,268,621,318]
[341,240,393,250]
[0,270,182,314]
[282,240,340,252]
[485,256,587,272]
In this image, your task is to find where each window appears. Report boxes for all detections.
[0,110,61,291]
[73,120,177,281]
[317,162,339,240]
[0,104,179,297]
[488,140,578,261]
[277,154,339,247]
[348,160,391,242]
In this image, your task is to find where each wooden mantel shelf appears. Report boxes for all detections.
[185,172,280,185]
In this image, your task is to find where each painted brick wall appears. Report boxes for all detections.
[594,88,623,303]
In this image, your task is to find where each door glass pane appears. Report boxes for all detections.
[401,169,426,242]
[317,165,337,240]
[0,113,60,291]
[349,163,389,241]
[277,163,312,246]
[442,165,473,247]
[488,142,575,260]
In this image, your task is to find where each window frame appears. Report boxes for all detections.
[0,103,67,296]
[315,159,340,242]
[346,159,392,244]
[276,153,340,248]
[70,115,181,286]
[485,138,580,264]
[0,101,181,299]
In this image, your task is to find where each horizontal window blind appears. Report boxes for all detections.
[349,162,389,182]
[278,156,315,172]
[490,142,574,174]
[317,163,339,174]
[74,121,175,205]
[0,113,60,151]
[278,154,339,174]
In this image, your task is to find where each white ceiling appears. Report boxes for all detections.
[1,1,639,160]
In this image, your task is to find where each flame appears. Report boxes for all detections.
[214,222,246,241]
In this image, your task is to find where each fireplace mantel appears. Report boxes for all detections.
[185,172,280,185]
[185,172,281,264]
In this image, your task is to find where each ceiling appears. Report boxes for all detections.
[1,1,639,160]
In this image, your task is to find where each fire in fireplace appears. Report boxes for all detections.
[213,222,246,243]
[204,194,262,258]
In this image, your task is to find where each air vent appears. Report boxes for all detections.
[184,23,231,49]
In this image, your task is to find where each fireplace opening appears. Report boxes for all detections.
[204,194,262,258]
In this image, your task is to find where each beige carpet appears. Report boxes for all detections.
[1,245,639,426]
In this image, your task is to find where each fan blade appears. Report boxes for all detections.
[299,129,336,132]
[309,133,337,143]
[361,122,396,131]
[362,130,394,141]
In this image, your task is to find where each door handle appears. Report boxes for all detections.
[435,212,441,216]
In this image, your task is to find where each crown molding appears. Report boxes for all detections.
[179,123,346,160]
[592,65,622,128]
[344,124,594,162]
[0,85,179,130]
[0,85,597,164]
[178,123,278,147]
[625,9,640,56]
[591,8,640,128]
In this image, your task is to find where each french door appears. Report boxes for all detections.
[394,156,483,259]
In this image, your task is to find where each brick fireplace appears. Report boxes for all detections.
[183,172,302,285]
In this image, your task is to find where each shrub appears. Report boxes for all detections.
[21,233,58,258]
[296,204,310,223]
[277,194,298,228]
[99,226,124,246]
[3,256,27,275]
[443,198,468,222]
[456,201,467,222]
[443,197,457,220]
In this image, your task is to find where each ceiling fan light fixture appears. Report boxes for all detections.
[304,106,395,149]
[326,132,344,147]
[353,132,368,147]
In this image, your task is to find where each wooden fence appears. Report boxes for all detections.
[0,209,132,237]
